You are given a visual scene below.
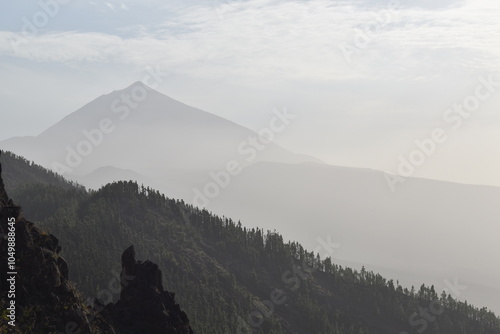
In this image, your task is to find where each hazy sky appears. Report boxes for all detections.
[1,0,499,186]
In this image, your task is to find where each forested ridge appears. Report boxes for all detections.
[2,151,500,334]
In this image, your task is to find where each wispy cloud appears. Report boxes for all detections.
[105,2,116,11]
[1,0,498,82]
[120,2,130,11]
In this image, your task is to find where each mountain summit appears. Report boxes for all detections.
[0,82,319,176]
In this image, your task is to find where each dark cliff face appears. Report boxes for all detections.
[0,152,114,333]
[0,152,194,334]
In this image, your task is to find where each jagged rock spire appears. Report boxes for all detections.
[105,245,194,334]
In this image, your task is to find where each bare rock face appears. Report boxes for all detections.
[103,245,194,334]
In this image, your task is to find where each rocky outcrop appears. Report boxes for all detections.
[102,245,194,334]
[0,151,194,333]
[0,151,115,333]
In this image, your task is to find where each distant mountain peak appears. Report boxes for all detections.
[121,80,150,91]
[0,82,320,175]
[106,80,156,97]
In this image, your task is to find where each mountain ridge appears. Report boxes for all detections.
[0,151,195,333]
[2,150,499,334]
[1,82,499,315]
